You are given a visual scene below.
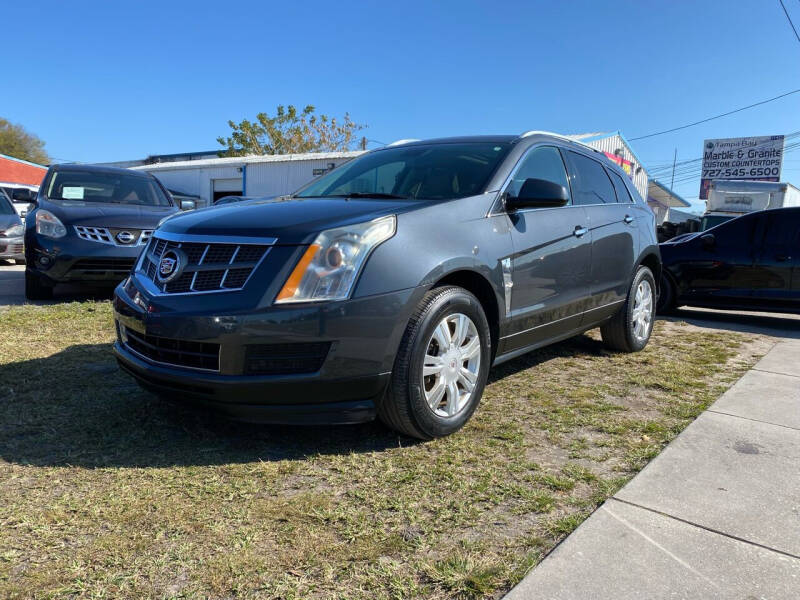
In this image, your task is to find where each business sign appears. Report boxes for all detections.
[700,135,784,199]
[603,151,634,179]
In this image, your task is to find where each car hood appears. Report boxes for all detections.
[39,199,178,228]
[661,232,700,245]
[0,213,22,232]
[158,196,433,244]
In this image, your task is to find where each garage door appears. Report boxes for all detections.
[212,178,242,203]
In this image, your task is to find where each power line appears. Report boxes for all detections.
[778,0,800,42]
[629,89,800,141]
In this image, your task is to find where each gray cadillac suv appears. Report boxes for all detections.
[113,132,660,439]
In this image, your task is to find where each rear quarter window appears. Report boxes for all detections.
[608,169,634,203]
[566,151,617,205]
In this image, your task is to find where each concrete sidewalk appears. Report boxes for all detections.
[506,339,800,599]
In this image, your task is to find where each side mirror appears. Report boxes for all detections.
[180,200,196,211]
[506,178,569,210]
[700,233,715,250]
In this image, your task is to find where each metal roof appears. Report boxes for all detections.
[648,179,691,208]
[132,151,365,172]
[0,152,47,169]
[53,163,154,177]
[566,131,651,174]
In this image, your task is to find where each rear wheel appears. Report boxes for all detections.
[601,266,655,352]
[25,271,53,301]
[378,286,491,439]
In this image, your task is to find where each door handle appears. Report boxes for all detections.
[623,215,634,224]
[573,226,588,238]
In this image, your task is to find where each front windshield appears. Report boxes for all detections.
[45,170,172,206]
[295,142,511,200]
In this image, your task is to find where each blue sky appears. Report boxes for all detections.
[4,0,800,209]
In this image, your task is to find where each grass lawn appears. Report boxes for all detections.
[0,301,768,599]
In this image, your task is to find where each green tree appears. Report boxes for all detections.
[217,105,366,157]
[0,118,49,164]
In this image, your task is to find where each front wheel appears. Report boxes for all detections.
[656,273,677,314]
[378,286,492,439]
[601,266,655,352]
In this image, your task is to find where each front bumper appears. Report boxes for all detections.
[25,233,144,283]
[0,236,24,260]
[112,278,426,424]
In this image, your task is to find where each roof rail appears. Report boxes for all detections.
[518,130,600,152]
[387,138,421,147]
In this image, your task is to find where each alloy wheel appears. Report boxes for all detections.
[422,313,481,417]
[632,279,653,342]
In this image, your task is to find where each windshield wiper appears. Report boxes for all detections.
[319,192,410,200]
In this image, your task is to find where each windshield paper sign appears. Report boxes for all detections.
[700,135,784,199]
[62,186,85,199]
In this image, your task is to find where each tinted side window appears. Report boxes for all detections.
[567,151,617,205]
[761,212,800,251]
[608,169,634,203]
[507,146,570,201]
[713,213,759,249]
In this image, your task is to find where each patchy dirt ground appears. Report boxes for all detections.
[0,302,771,599]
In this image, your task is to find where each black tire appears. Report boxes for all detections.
[25,271,54,301]
[14,259,26,266]
[377,286,492,440]
[600,266,655,353]
[656,273,677,315]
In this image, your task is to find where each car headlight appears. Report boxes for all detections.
[35,210,67,239]
[3,224,24,237]
[275,215,396,304]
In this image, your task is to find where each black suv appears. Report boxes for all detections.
[25,164,179,299]
[658,207,799,314]
[113,133,660,439]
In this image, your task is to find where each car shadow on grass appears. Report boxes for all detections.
[0,335,611,469]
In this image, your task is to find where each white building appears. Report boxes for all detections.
[132,151,363,208]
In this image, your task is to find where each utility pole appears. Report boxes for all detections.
[670,148,677,190]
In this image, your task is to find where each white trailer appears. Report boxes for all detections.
[701,180,800,230]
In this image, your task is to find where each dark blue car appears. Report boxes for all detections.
[24,164,179,299]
